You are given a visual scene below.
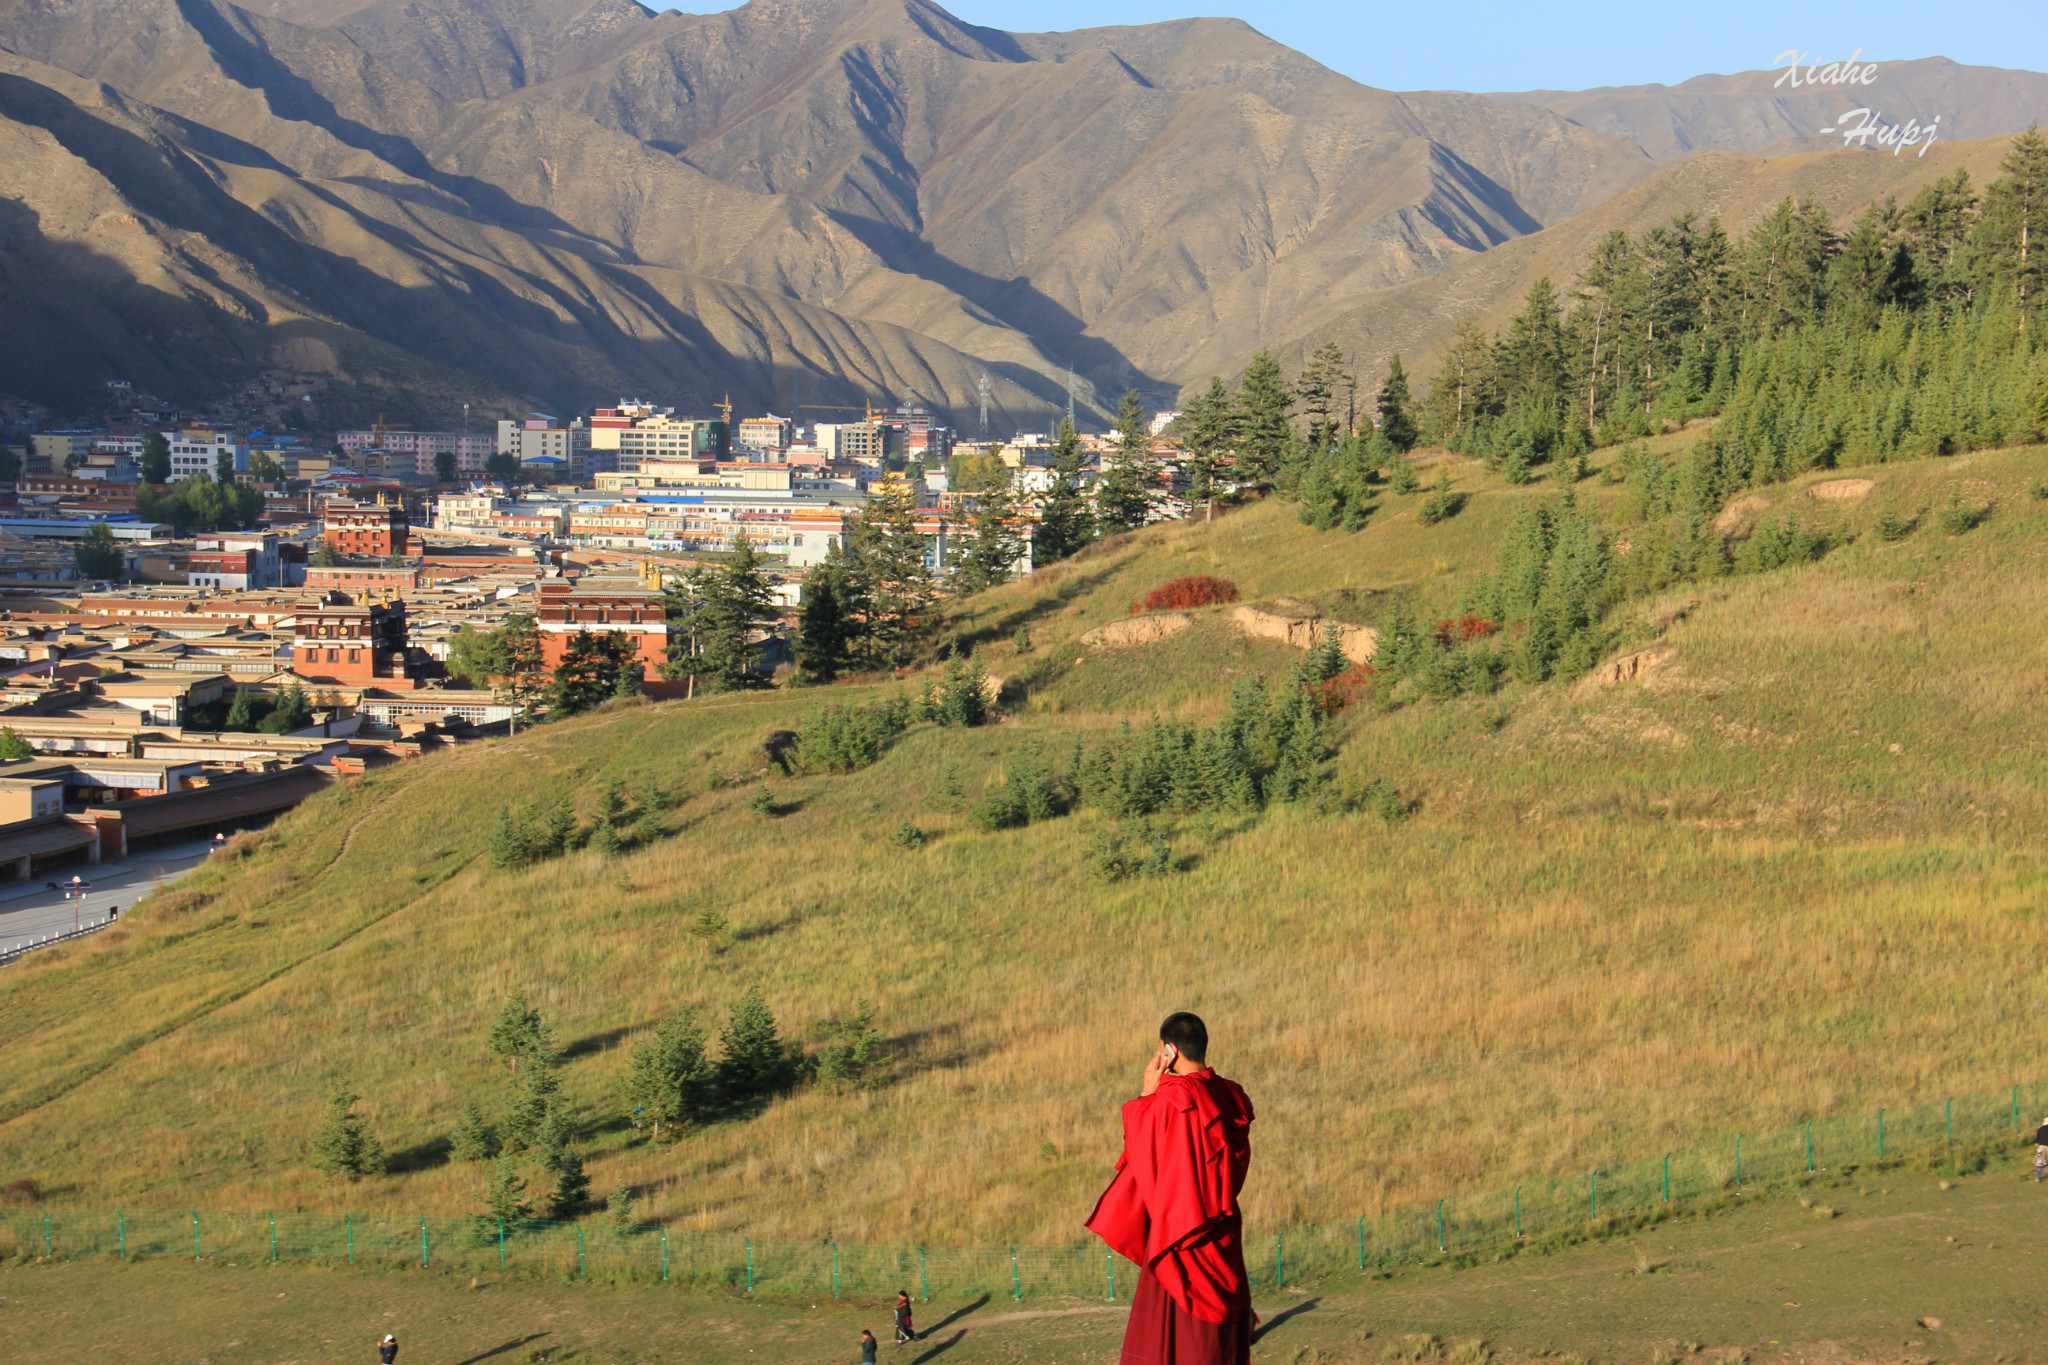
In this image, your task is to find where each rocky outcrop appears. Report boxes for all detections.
[1081,614,1192,649]
[1228,606,1377,664]
[1588,644,1675,687]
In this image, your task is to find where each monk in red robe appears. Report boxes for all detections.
[1086,1012,1255,1365]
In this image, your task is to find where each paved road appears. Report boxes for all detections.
[0,839,217,957]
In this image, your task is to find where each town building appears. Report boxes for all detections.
[323,499,410,557]
[290,595,425,689]
[497,416,591,478]
[29,431,105,467]
[337,428,495,474]
[166,429,249,481]
[735,415,793,456]
[186,534,292,591]
[533,575,668,674]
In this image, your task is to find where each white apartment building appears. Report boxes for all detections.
[167,429,249,480]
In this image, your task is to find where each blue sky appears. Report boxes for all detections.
[931,0,2048,92]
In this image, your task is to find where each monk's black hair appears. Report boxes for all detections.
[1160,1011,1208,1063]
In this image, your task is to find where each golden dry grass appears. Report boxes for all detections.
[0,439,2044,1247]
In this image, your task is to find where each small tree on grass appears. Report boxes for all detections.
[815,999,888,1091]
[310,1086,386,1182]
[486,990,553,1075]
[489,806,538,870]
[622,1008,711,1143]
[606,1186,637,1234]
[715,986,803,1106]
[484,1156,530,1223]
[502,1060,563,1153]
[545,1151,591,1220]
[451,1101,498,1162]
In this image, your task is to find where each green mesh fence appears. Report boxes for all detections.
[3,1080,2041,1297]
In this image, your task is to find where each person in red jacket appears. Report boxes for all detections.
[1086,1012,1255,1365]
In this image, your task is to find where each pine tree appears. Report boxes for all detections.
[488,806,537,870]
[948,473,1026,594]
[433,450,458,483]
[502,1058,563,1153]
[452,1102,498,1162]
[843,486,937,670]
[622,1008,711,1143]
[681,533,778,692]
[0,728,31,762]
[1032,419,1095,563]
[486,990,552,1075]
[545,1151,591,1220]
[715,986,801,1105]
[795,546,854,683]
[1971,125,2048,315]
[1295,341,1348,450]
[1177,377,1236,502]
[1233,350,1293,483]
[606,1186,638,1233]
[310,1086,387,1181]
[550,629,637,714]
[536,795,575,857]
[75,521,123,580]
[484,1156,530,1223]
[1094,391,1157,534]
[1375,355,1417,452]
[140,429,171,484]
[224,686,257,731]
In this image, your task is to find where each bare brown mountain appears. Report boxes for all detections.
[0,0,1654,420]
[1490,57,2048,161]
[2,0,2041,425]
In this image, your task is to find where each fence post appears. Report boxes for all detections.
[117,1209,124,1260]
[1514,1187,1522,1237]
[421,1215,430,1269]
[270,1211,278,1261]
[43,1210,51,1256]
[1878,1109,1886,1159]
[1357,1215,1365,1268]
[919,1245,928,1302]
[745,1236,754,1294]
[1276,1233,1285,1286]
[2015,1085,2022,1134]
[1589,1172,1598,1221]
[1435,1201,1444,1253]
[1736,1134,1743,1185]
[831,1240,840,1298]
[661,1227,668,1282]
[346,1213,353,1265]
[1805,1122,1813,1173]
[576,1223,584,1277]
[191,1209,200,1261]
[498,1219,505,1270]
[1662,1154,1670,1202]
[1106,1246,1116,1300]
[1946,1097,1953,1145]
[1010,1245,1021,1301]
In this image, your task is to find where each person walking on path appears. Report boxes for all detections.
[859,1328,879,1365]
[378,1334,399,1364]
[894,1290,917,1343]
[2034,1118,2048,1182]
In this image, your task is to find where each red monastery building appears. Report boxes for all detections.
[290,594,427,689]
[534,575,669,673]
[323,498,411,557]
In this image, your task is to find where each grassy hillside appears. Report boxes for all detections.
[2,437,2046,1247]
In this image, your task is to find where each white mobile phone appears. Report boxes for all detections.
[1161,1043,1178,1067]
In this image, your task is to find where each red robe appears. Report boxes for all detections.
[1086,1069,1255,1365]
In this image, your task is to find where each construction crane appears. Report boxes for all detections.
[715,394,733,423]
[797,401,881,421]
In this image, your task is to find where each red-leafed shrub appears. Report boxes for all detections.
[1317,664,1376,714]
[1433,616,1497,647]
[1130,575,1240,614]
